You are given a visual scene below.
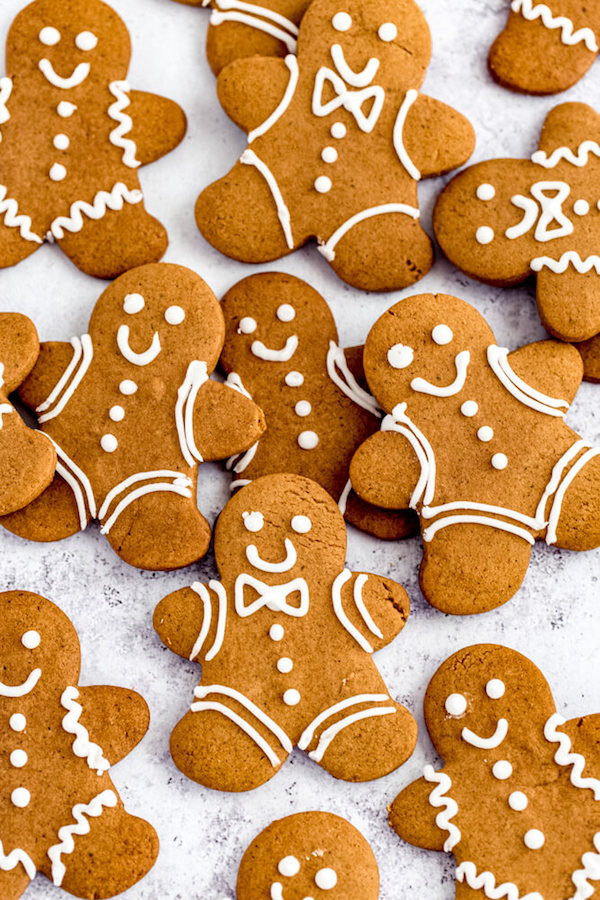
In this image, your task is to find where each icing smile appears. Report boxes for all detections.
[0,667,42,697]
[462,717,508,749]
[331,43,380,86]
[38,59,90,89]
[411,350,470,397]
[246,538,298,572]
[117,325,162,366]
[251,335,298,362]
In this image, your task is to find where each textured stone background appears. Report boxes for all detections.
[1,0,599,895]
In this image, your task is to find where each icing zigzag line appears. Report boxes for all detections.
[532,140,600,169]
[456,862,544,900]
[0,185,42,243]
[0,839,36,880]
[423,765,461,852]
[544,712,600,799]
[108,81,140,168]
[511,0,598,52]
[0,77,12,134]
[61,686,111,775]
[571,832,600,900]
[531,251,600,276]
[50,182,143,239]
[47,790,118,887]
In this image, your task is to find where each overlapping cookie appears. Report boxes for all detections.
[0,590,158,898]
[350,293,600,615]
[220,272,418,540]
[237,812,379,898]
[0,0,187,278]
[434,102,600,381]
[0,313,56,516]
[1,263,265,571]
[154,474,417,791]
[196,0,475,291]
[489,0,600,94]
[390,644,600,900]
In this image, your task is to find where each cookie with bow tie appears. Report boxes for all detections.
[0,263,265,571]
[195,0,474,291]
[154,473,417,791]
[390,643,600,900]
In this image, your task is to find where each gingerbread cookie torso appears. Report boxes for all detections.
[350,293,600,614]
[0,590,158,899]
[489,0,600,94]
[220,272,418,540]
[0,264,265,571]
[434,102,600,381]
[237,812,380,899]
[390,644,600,900]
[154,474,417,792]
[196,0,475,292]
[0,0,187,278]
[0,313,56,516]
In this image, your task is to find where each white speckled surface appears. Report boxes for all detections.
[1,0,599,896]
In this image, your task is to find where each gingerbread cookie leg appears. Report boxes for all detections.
[548,452,600,550]
[0,471,88,542]
[574,333,600,381]
[0,868,30,900]
[536,266,600,342]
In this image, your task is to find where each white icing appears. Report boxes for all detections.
[0,185,42,243]
[47,438,96,530]
[432,325,453,345]
[189,580,227,662]
[50,182,143,239]
[251,334,298,361]
[277,657,293,673]
[530,181,573,241]
[312,54,383,133]
[9,713,26,732]
[57,101,77,118]
[99,471,193,535]
[235,574,309,617]
[248,55,299,142]
[509,791,528,811]
[477,183,495,201]
[411,350,470,397]
[546,446,600,544]
[285,371,303,386]
[10,749,27,768]
[0,77,12,140]
[39,27,61,45]
[381,402,436,507]
[532,140,600,169]
[378,22,397,41]
[321,146,338,163]
[387,343,414,369]
[278,856,300,876]
[423,513,534,545]
[338,478,352,516]
[37,334,93,423]
[315,868,337,889]
[511,0,598,52]
[326,341,381,416]
[283,688,301,706]
[38,59,90,89]
[393,89,421,180]
[225,371,253,400]
[295,400,311,416]
[61,686,110,774]
[318,203,419,260]
[524,829,545,850]
[117,324,161,366]
[314,175,332,193]
[423,765,461,852]
[492,759,513,780]
[461,400,478,417]
[462,718,508,749]
[544,712,600,799]
[119,379,137,395]
[298,430,319,449]
[486,679,505,699]
[270,624,284,641]
[331,122,346,138]
[574,199,589,216]
[11,788,30,808]
[21,631,41,649]
[49,163,66,181]
[243,510,264,532]
[477,425,494,442]
[209,0,298,54]
[492,453,508,470]
[291,514,311,533]
[53,133,69,150]
[531,250,600,276]
[165,305,185,325]
[75,31,98,51]
[476,226,494,244]
[0,840,36,880]
[100,434,118,453]
[246,537,297,572]
[229,441,259,475]
[331,569,378,653]
[175,360,209,467]
[240,149,294,249]
[109,405,124,422]
[48,791,118,887]
[456,861,543,900]
[572,832,600,899]
[487,345,568,417]
[0,668,41,697]
[277,304,295,322]
[238,317,257,334]
[505,194,538,240]
[445,693,467,717]
[332,12,352,30]
[107,81,140,167]
[301,695,395,761]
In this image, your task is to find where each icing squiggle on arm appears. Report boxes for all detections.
[0,77,12,138]
[393,89,421,180]
[0,185,42,243]
[108,81,140,168]
[423,765,461,852]
[61,686,110,774]
[326,341,381,416]
[0,840,36,881]
[50,182,143,239]
[532,140,600,169]
[381,402,436,507]
[248,55,299,143]
[511,0,598,52]
[544,712,600,799]
[332,569,374,652]
[175,360,209,467]
[240,149,294,249]
[37,335,94,422]
[208,0,298,53]
[572,832,600,899]
[189,580,227,662]
[531,251,600,276]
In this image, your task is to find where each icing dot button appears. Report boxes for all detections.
[39,26,60,45]
[21,630,41,649]
[332,11,352,30]
[278,855,300,877]
[574,199,589,216]
[269,624,285,642]
[238,317,257,334]
[57,101,77,118]
[509,791,528,811]
[50,163,67,182]
[378,22,397,41]
[109,405,125,422]
[75,30,98,51]
[10,749,28,768]
[445,693,467,717]
[298,430,319,449]
[315,176,332,193]
[165,305,186,325]
[285,371,304,387]
[524,829,545,850]
[277,304,295,322]
[9,714,26,732]
[477,425,494,442]
[461,400,478,417]
[492,760,513,780]
[315,867,338,889]
[387,343,414,369]
[485,678,505,699]
[476,183,495,201]
[321,146,338,163]
[123,293,145,314]
[53,133,70,150]
[283,688,301,706]
[11,788,31,808]
[277,657,293,673]
[101,434,118,453]
[119,379,137,395]
[491,452,508,470]
[291,514,312,533]
[295,400,311,417]
[432,324,453,345]
[476,226,494,245]
[331,122,346,139]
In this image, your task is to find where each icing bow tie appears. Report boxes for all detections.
[312,68,384,133]
[234,574,310,618]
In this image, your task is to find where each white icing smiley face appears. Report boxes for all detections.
[116,294,187,367]
[241,508,313,570]
[237,304,300,362]
[444,678,509,750]
[386,326,472,398]
[37,23,98,89]
[272,855,339,897]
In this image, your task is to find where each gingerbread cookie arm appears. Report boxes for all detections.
[350,431,421,510]
[340,571,410,650]
[389,775,449,851]
[506,340,583,406]
[216,55,295,133]
[192,379,265,461]
[17,341,82,413]
[127,91,187,165]
[402,93,476,178]
[559,714,600,771]
[0,313,39,391]
[154,585,219,661]
[537,101,600,155]
[77,686,150,764]
[0,868,31,900]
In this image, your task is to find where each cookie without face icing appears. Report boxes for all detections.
[0,313,56,517]
[220,272,418,540]
[0,263,265,571]
[196,0,474,292]
[154,474,417,792]
[489,0,600,94]
[0,590,158,899]
[237,812,379,899]
[434,102,600,382]
[390,644,600,900]
[350,292,600,615]
[0,0,187,278]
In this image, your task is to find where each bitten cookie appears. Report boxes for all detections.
[0,313,56,516]
[0,0,187,278]
[0,263,265,571]
[389,644,600,900]
[154,474,417,792]
[237,812,379,899]
[195,0,474,292]
[350,293,600,615]
[434,102,600,381]
[489,1,600,94]
[220,272,418,540]
[0,590,158,899]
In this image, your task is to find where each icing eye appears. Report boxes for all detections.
[21,631,41,650]
[332,11,352,30]
[476,183,495,201]
[387,343,414,369]
[123,293,145,315]
[291,515,311,533]
[243,510,264,532]
[486,678,505,699]
[276,304,295,322]
[445,693,467,717]
[165,305,185,325]
[278,856,300,877]
[238,317,257,335]
[315,867,338,889]
[378,22,397,41]
[431,324,453,345]
[39,26,60,45]
[75,31,98,51]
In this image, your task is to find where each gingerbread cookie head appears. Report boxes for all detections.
[237,812,380,899]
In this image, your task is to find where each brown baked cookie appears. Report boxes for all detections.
[220,272,418,540]
[350,292,600,615]
[389,643,600,900]
[0,313,56,516]
[0,589,158,899]
[172,0,311,76]
[489,1,600,94]
[237,812,380,899]
[0,263,265,571]
[154,474,417,792]
[434,102,600,381]
[0,0,187,278]
[195,0,475,292]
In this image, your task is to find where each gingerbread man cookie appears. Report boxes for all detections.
[154,474,417,792]
[0,590,158,899]
[220,272,418,540]
[0,313,56,516]
[489,1,600,94]
[350,293,600,615]
[195,0,475,292]
[390,644,600,900]
[0,263,265,571]
[237,812,380,899]
[434,102,600,381]
[0,0,187,278]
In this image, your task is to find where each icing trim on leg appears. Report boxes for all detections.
[98,470,194,535]
[0,186,42,244]
[456,860,543,900]
[48,438,96,530]
[317,204,419,262]
[37,335,93,422]
[487,345,569,416]
[298,693,394,754]
[50,183,143,240]
[239,149,294,249]
[326,341,381,416]
[47,790,119,887]
[208,0,298,54]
